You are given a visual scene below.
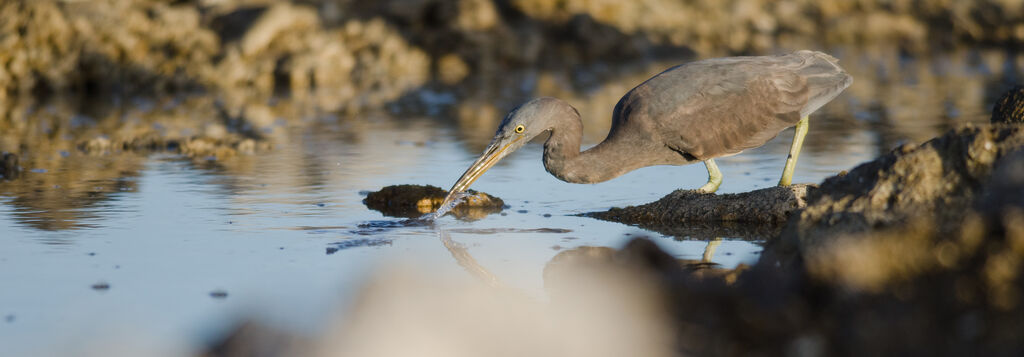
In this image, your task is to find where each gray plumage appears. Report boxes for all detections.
[440,50,852,206]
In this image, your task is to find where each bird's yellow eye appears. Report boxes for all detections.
[514,125,525,133]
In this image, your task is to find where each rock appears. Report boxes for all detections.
[992,86,1024,124]
[780,124,1024,254]
[437,53,470,85]
[587,184,814,228]
[238,4,319,58]
[362,184,504,219]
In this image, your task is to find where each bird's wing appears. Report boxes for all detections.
[612,52,848,161]
[666,68,807,159]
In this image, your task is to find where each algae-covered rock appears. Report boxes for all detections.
[363,184,504,219]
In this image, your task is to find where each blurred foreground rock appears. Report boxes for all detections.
[363,184,504,219]
[205,248,676,357]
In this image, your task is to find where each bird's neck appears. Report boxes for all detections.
[542,115,634,184]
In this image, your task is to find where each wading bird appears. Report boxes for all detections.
[440,50,852,208]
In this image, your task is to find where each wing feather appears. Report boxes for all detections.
[608,51,851,161]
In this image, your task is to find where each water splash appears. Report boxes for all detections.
[432,191,470,219]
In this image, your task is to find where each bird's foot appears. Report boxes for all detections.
[696,180,720,194]
[697,159,722,194]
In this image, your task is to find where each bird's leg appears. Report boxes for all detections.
[778,116,809,186]
[697,159,722,193]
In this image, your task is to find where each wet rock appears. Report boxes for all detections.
[1,153,18,179]
[587,184,814,227]
[780,124,1024,255]
[90,282,110,291]
[362,184,504,219]
[992,86,1024,124]
[210,290,229,299]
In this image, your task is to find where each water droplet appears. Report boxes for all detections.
[433,191,470,219]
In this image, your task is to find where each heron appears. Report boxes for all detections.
[439,50,852,209]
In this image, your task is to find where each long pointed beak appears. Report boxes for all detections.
[439,136,523,210]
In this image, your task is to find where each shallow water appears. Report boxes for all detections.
[0,46,1016,355]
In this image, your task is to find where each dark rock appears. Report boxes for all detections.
[991,86,1024,124]
[587,184,814,227]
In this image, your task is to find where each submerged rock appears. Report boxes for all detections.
[362,184,504,219]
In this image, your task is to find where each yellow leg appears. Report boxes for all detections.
[697,159,722,193]
[778,116,809,186]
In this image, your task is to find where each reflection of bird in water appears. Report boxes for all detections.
[695,238,722,268]
[441,51,851,207]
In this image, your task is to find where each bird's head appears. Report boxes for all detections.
[439,97,576,210]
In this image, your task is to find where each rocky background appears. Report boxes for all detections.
[3,0,1024,107]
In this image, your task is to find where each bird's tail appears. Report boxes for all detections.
[793,50,853,117]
